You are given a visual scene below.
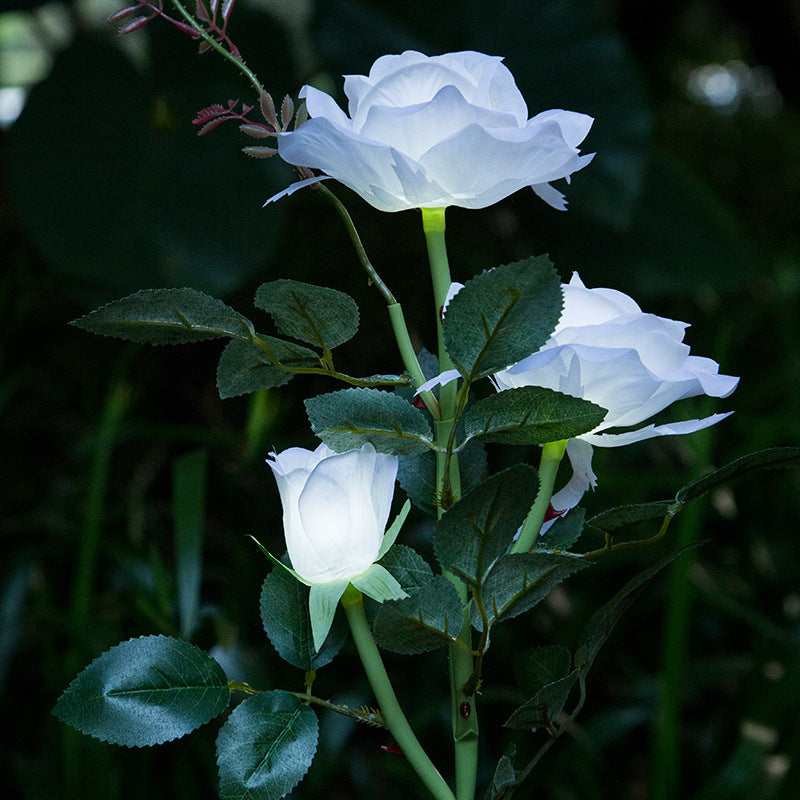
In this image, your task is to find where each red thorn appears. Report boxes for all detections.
[381,740,403,754]
[543,503,567,523]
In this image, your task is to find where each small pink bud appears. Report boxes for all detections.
[107,6,139,24]
[117,16,151,35]
[381,741,403,754]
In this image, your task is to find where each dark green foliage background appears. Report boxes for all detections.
[2,1,799,799]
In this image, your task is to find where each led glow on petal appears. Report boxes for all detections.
[492,272,739,515]
[273,50,593,211]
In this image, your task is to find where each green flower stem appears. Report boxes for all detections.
[421,207,461,499]
[420,207,476,800]
[511,439,568,554]
[341,587,456,800]
[389,303,441,417]
[316,185,439,415]
[169,0,264,95]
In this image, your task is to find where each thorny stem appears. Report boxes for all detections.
[169,0,264,95]
[229,681,388,728]
[314,183,440,416]
[420,207,476,800]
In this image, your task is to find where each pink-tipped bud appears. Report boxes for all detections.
[107,5,139,24]
[380,741,403,755]
[117,16,151,35]
[174,21,200,37]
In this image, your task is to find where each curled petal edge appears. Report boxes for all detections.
[264,174,333,206]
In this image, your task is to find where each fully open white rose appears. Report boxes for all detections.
[493,273,740,511]
[268,50,594,212]
[266,442,408,650]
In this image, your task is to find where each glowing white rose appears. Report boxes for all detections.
[268,50,594,212]
[493,273,740,511]
[266,442,408,649]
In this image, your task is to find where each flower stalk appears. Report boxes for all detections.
[341,587,455,800]
[421,207,476,800]
[512,439,568,553]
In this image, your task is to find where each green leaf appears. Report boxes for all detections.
[478,552,589,627]
[442,256,562,381]
[485,748,518,800]
[372,575,466,654]
[305,388,433,455]
[71,288,255,345]
[216,338,320,399]
[585,501,673,534]
[575,544,701,671]
[513,644,572,697]
[675,446,800,505]
[398,441,487,515]
[434,465,539,587]
[255,279,359,350]
[463,387,606,445]
[52,635,230,747]
[259,568,348,671]
[537,507,586,552]
[378,545,434,596]
[216,690,318,800]
[503,671,579,731]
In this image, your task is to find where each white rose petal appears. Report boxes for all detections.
[493,272,739,515]
[267,442,398,584]
[269,50,594,212]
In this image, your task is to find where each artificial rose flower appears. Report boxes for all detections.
[266,442,408,649]
[268,50,594,212]
[492,273,740,511]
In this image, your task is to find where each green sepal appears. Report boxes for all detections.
[247,535,308,585]
[260,568,348,671]
[308,581,350,652]
[377,499,411,559]
[351,563,408,604]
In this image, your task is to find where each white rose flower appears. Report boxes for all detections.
[268,50,594,212]
[493,273,740,511]
[266,442,408,650]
